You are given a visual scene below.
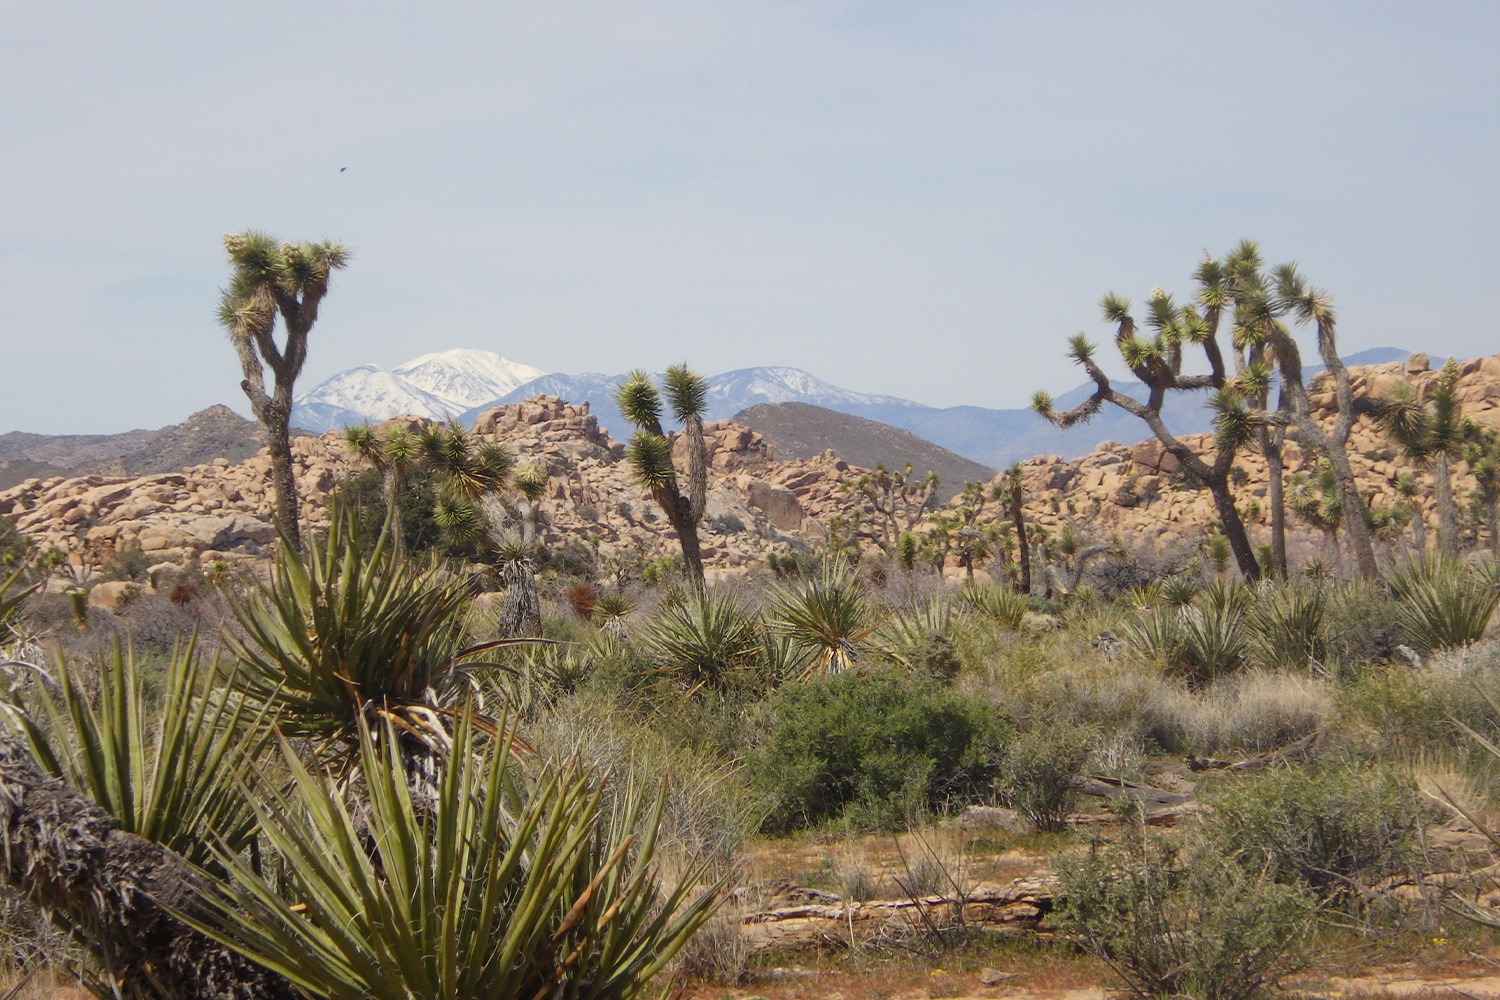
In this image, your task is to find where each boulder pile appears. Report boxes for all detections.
[4,352,1499,587]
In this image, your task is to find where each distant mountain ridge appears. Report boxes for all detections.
[282,346,1410,467]
[0,407,317,491]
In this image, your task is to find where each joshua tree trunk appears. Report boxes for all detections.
[1009,488,1031,596]
[497,558,541,637]
[1411,506,1427,552]
[0,735,297,1000]
[1207,480,1258,581]
[668,498,707,585]
[1433,452,1459,555]
[265,408,301,554]
[382,464,407,558]
[1264,429,1288,578]
[1266,311,1379,579]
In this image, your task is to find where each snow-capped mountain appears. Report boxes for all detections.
[291,346,1408,468]
[394,350,544,410]
[291,350,544,432]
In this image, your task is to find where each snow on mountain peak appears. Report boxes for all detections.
[394,349,544,408]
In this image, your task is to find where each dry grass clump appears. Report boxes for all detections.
[973,655,1331,757]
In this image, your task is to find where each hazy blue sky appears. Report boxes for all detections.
[4,1,1497,433]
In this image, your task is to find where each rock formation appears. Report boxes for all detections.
[4,352,1499,589]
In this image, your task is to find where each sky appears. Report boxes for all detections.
[3,1,1498,434]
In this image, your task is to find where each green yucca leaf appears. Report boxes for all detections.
[1066,333,1096,364]
[185,714,723,1000]
[644,589,761,691]
[766,559,882,677]
[625,432,674,492]
[614,371,662,431]
[1030,390,1055,414]
[1100,293,1131,324]
[1388,555,1500,651]
[5,638,268,872]
[663,364,709,422]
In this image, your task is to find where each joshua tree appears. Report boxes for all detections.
[1260,259,1378,578]
[1394,470,1428,552]
[614,366,710,589]
[1033,278,1262,580]
[846,463,939,553]
[420,421,548,637]
[1379,358,1471,555]
[999,463,1032,594]
[217,232,349,552]
[1464,425,1500,556]
[343,421,418,555]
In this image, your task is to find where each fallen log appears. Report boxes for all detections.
[1187,730,1320,772]
[739,875,1058,952]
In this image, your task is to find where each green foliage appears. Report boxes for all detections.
[1002,721,1094,833]
[4,640,265,873]
[1388,554,1500,651]
[1248,581,1329,671]
[1057,825,1313,1000]
[1205,765,1425,907]
[956,581,1027,630]
[875,599,961,681]
[1124,599,1249,687]
[227,511,528,757]
[765,558,881,676]
[753,668,1011,831]
[191,715,722,1000]
[643,589,762,693]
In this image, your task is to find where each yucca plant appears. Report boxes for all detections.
[1176,605,1250,686]
[1249,582,1329,672]
[1387,554,1500,651]
[229,511,538,766]
[766,559,882,676]
[875,598,962,680]
[643,589,762,693]
[1124,603,1248,687]
[1159,574,1200,608]
[188,714,723,1000]
[956,581,1027,629]
[2,639,267,872]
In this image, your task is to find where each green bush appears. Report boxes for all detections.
[1002,720,1095,832]
[1204,764,1426,907]
[753,668,1011,831]
[1057,826,1313,1000]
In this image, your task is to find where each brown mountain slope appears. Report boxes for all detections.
[73,406,312,477]
[0,427,161,468]
[734,402,995,490]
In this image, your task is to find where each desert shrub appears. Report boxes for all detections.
[1388,554,1500,652]
[754,668,1011,832]
[1340,641,1500,754]
[1322,579,1401,674]
[1057,825,1313,1000]
[956,581,1027,629]
[1085,542,1194,598]
[1204,764,1427,909]
[565,580,597,620]
[1140,671,1331,755]
[95,547,155,583]
[1001,720,1095,832]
